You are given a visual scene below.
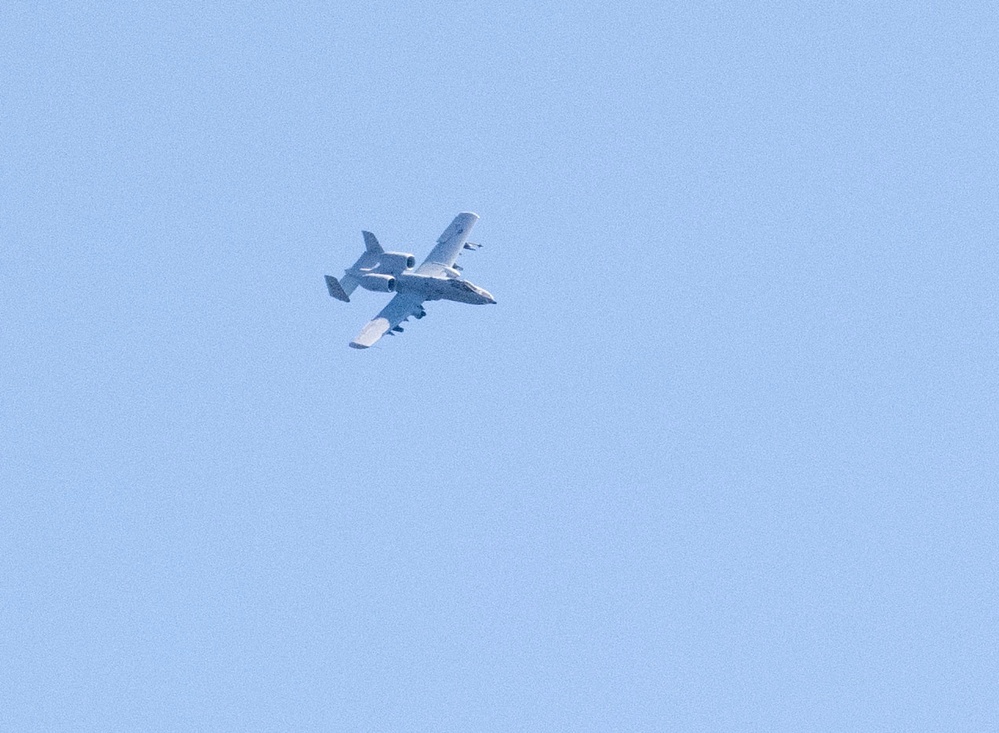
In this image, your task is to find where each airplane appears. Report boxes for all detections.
[325,212,496,349]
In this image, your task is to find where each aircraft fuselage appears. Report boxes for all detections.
[326,212,494,348]
[395,271,495,305]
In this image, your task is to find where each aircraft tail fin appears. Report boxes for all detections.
[325,275,351,302]
[326,229,388,303]
[362,231,383,254]
[331,232,383,301]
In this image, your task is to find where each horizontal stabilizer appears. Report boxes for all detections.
[325,275,350,302]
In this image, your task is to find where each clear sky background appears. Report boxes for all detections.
[2,2,996,730]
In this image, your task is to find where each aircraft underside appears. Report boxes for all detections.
[324,212,495,348]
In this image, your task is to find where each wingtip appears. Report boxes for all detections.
[349,341,369,349]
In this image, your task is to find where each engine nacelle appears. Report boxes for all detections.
[359,273,396,292]
[380,252,417,272]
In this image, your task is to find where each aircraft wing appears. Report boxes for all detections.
[415,212,479,273]
[350,292,426,349]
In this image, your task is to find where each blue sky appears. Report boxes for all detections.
[3,1,997,730]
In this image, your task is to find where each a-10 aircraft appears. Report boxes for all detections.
[325,212,495,349]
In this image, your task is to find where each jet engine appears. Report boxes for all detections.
[359,273,396,292]
[379,252,417,272]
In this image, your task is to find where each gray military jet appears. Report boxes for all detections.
[325,212,495,349]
